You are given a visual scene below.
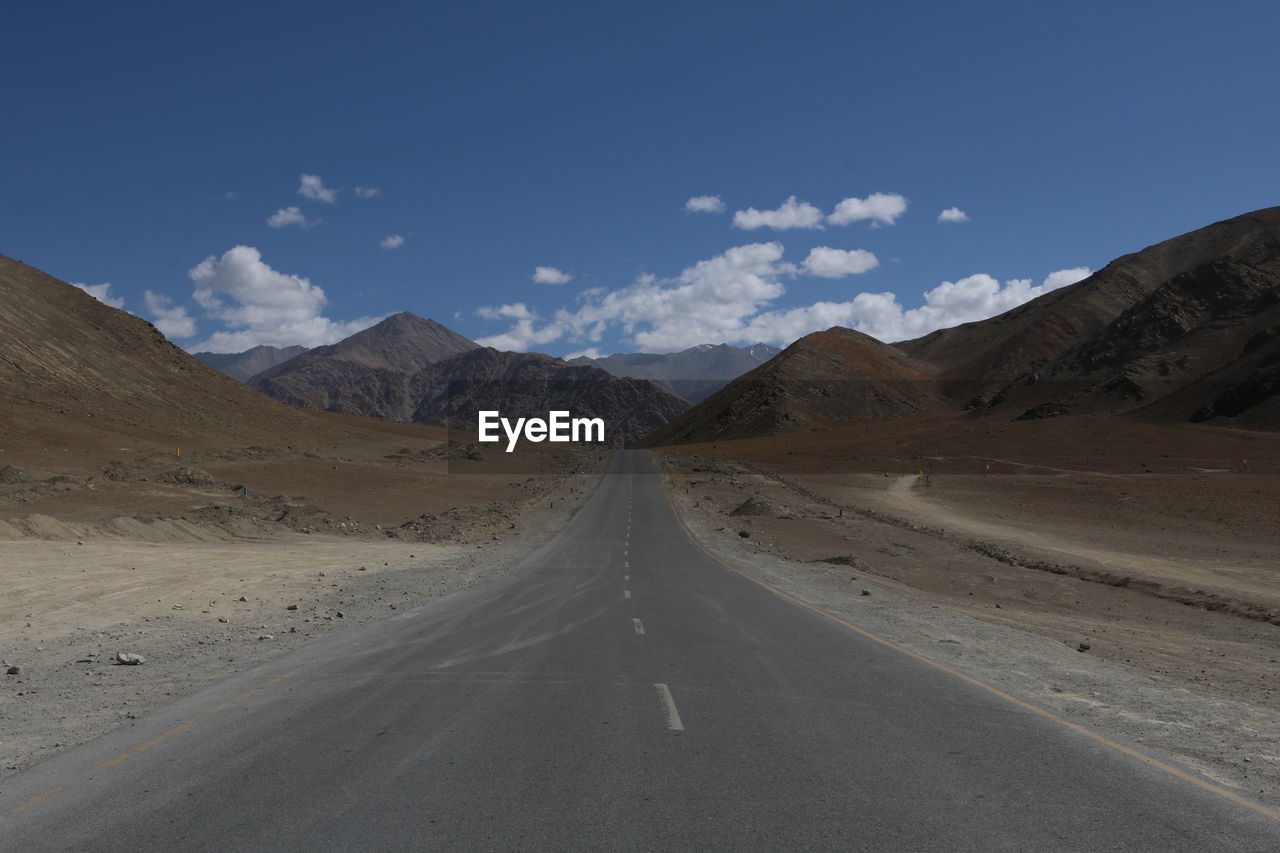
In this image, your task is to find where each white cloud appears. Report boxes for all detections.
[738,296,890,346]
[474,303,564,351]
[610,243,793,351]
[71,282,125,309]
[938,207,969,223]
[380,234,406,249]
[742,267,1092,345]
[1042,267,1091,289]
[563,347,602,360]
[266,206,316,229]
[477,302,535,321]
[685,195,725,213]
[354,186,381,198]
[478,242,1089,353]
[800,247,879,278]
[188,245,382,351]
[732,196,825,231]
[479,242,794,352]
[143,290,196,339]
[532,266,573,285]
[828,193,908,227]
[298,173,337,203]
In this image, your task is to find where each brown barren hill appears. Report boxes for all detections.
[897,206,1280,423]
[0,253,378,466]
[640,327,944,446]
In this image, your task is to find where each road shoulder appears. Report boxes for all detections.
[655,451,1280,812]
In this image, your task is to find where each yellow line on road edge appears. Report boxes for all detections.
[659,468,1280,824]
[82,660,317,778]
[8,787,64,816]
[0,659,316,821]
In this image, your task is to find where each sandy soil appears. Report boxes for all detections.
[0,454,602,776]
[657,451,1280,809]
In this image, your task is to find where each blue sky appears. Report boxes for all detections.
[3,1,1277,355]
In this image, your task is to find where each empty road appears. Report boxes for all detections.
[2,450,1278,850]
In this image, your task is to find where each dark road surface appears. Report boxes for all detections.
[3,451,1278,850]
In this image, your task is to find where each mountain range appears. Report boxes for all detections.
[250,314,688,444]
[641,327,946,445]
[193,345,308,382]
[568,343,781,403]
[0,260,684,458]
[196,335,779,406]
[644,206,1280,445]
[6,205,1276,460]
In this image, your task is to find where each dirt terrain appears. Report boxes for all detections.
[4,415,1277,805]
[655,417,1280,806]
[0,448,602,777]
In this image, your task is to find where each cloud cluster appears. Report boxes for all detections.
[732,196,825,231]
[266,206,316,229]
[71,281,125,309]
[740,268,1092,344]
[188,246,382,351]
[730,193,909,231]
[479,242,794,352]
[143,291,196,339]
[685,195,725,213]
[938,207,969,223]
[477,241,1090,353]
[263,174,402,249]
[827,193,908,227]
[298,174,337,203]
[800,247,879,278]
[475,302,565,351]
[532,266,572,285]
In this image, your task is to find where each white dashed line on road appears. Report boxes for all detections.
[654,683,684,731]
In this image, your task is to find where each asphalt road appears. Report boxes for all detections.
[2,450,1278,851]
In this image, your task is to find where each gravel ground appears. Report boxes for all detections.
[0,470,601,777]
[658,454,1280,812]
